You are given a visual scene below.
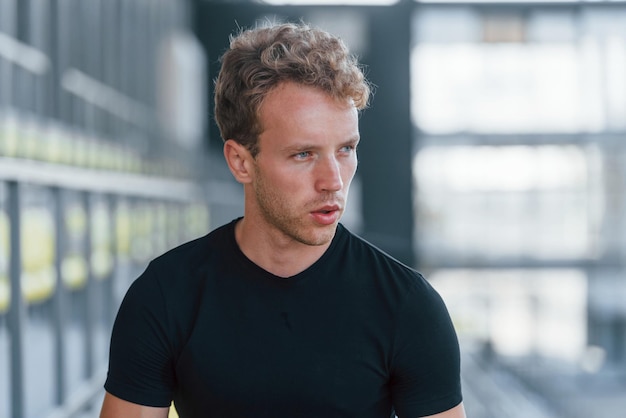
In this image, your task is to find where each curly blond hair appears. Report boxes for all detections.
[214,22,371,156]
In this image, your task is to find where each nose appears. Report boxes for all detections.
[316,155,343,193]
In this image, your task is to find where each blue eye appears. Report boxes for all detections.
[294,151,311,159]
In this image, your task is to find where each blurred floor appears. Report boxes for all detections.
[461,346,558,418]
[461,343,626,418]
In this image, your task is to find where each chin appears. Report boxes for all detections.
[296,225,337,247]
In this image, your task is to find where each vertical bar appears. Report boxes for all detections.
[2,0,18,112]
[15,0,29,43]
[47,0,59,122]
[0,0,12,111]
[57,0,71,126]
[7,180,24,418]
[101,0,113,142]
[14,0,32,116]
[83,191,94,379]
[52,186,66,405]
[69,0,83,131]
[105,194,117,328]
[29,0,46,119]
[84,0,98,167]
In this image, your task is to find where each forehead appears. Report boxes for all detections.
[258,82,358,134]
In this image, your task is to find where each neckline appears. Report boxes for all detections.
[227,218,345,284]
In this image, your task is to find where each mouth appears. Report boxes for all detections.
[313,204,340,214]
[310,204,342,225]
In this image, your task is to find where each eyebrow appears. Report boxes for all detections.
[282,136,360,153]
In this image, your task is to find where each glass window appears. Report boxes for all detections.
[413,144,597,262]
[430,268,588,359]
[412,5,626,134]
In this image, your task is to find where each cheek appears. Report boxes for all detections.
[266,167,306,193]
[342,160,358,186]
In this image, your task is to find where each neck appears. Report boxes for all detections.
[234,217,333,278]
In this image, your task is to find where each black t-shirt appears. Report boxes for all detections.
[105,220,462,417]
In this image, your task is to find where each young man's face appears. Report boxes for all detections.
[250,81,360,247]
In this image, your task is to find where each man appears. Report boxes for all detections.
[100,22,465,418]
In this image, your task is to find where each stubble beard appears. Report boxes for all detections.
[253,171,339,247]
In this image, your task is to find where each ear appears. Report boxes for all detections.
[224,139,254,184]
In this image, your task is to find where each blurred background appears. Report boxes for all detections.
[1,0,625,417]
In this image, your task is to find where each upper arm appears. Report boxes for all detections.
[105,268,176,406]
[100,392,170,418]
[391,282,463,417]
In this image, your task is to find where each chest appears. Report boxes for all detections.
[172,279,394,417]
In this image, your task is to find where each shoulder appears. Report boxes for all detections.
[144,220,235,288]
[338,224,416,273]
[113,221,238,356]
[337,224,435,300]
[120,220,237,323]
[151,221,232,270]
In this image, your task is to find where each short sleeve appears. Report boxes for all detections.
[104,264,175,407]
[390,281,463,417]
